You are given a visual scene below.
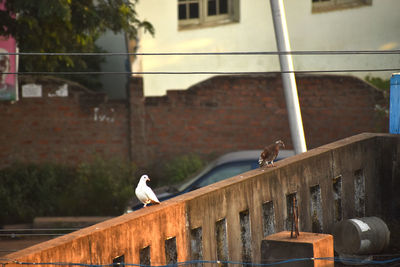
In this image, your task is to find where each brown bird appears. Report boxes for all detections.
[259,140,285,167]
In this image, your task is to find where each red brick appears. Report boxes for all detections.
[129,75,387,166]
[0,74,388,169]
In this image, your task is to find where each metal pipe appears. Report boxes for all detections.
[270,0,307,154]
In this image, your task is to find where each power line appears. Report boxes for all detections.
[0,233,65,237]
[0,228,80,238]
[1,50,400,56]
[4,68,400,76]
[0,228,80,232]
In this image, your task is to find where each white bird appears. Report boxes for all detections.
[135,175,160,207]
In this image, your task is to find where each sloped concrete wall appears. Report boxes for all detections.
[2,133,399,265]
[3,202,189,265]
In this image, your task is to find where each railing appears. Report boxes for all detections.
[2,133,399,266]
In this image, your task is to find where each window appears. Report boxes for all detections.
[312,0,372,13]
[178,0,239,29]
[194,161,253,188]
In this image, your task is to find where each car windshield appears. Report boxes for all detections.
[177,160,218,192]
[175,150,294,194]
[194,161,254,188]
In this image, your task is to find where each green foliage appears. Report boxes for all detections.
[71,157,136,215]
[365,75,390,118]
[365,75,390,96]
[0,158,136,225]
[162,154,206,185]
[0,154,207,225]
[0,162,74,225]
[0,0,154,89]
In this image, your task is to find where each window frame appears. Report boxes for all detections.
[178,0,239,30]
[178,0,202,27]
[311,0,372,13]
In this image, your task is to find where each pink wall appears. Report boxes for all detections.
[0,0,17,100]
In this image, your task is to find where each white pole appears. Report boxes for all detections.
[270,0,307,154]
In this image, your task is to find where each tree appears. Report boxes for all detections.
[0,0,154,88]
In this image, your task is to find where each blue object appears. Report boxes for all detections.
[390,74,400,134]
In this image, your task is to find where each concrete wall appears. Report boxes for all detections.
[3,133,399,264]
[135,0,400,96]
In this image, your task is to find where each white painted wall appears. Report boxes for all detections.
[135,0,400,96]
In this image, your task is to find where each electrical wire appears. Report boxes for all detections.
[1,50,400,56]
[3,68,400,76]
[0,228,80,237]
[0,229,80,232]
[1,50,398,75]
[0,234,69,237]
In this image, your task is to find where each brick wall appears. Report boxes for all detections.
[0,74,387,169]
[0,77,129,168]
[129,74,387,166]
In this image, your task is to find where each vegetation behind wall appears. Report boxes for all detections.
[0,158,136,226]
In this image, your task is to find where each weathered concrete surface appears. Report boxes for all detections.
[261,231,334,267]
[2,202,188,265]
[2,133,399,265]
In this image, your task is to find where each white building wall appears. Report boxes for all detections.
[135,0,400,96]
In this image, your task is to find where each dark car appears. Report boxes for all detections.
[127,150,294,212]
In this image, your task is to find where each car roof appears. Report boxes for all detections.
[214,149,295,166]
[213,150,262,165]
[177,149,294,191]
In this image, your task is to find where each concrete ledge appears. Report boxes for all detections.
[261,231,334,267]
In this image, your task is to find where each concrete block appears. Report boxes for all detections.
[261,231,334,267]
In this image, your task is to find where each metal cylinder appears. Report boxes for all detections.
[333,217,390,255]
